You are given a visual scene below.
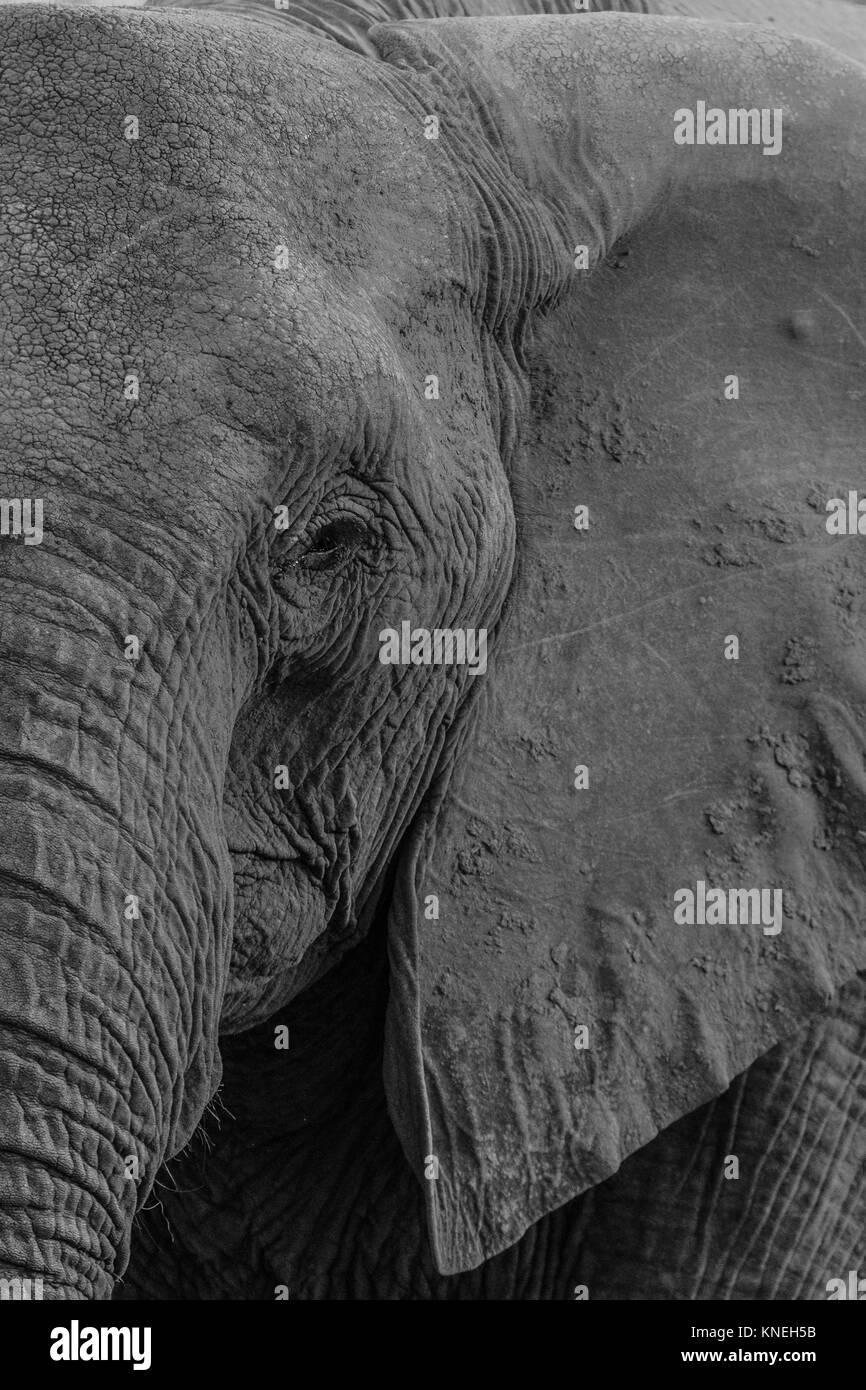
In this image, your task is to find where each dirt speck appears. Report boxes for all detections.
[785,308,818,341]
[780,636,817,685]
[703,539,756,568]
[747,512,803,545]
[705,801,737,835]
[750,727,813,790]
[790,234,821,258]
[516,726,558,761]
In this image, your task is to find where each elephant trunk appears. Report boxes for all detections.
[0,889,146,1299]
[0,543,235,1298]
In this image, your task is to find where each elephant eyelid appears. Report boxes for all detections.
[279,513,377,576]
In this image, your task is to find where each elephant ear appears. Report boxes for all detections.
[373,12,866,1275]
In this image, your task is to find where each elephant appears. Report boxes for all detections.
[0,0,865,1300]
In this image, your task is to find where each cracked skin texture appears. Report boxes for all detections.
[0,0,864,1297]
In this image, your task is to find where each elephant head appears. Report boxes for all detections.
[1,2,865,1296]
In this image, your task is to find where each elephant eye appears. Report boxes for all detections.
[300,516,370,571]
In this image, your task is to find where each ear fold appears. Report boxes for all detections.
[373,12,866,1275]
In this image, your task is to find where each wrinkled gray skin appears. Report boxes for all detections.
[0,0,864,1299]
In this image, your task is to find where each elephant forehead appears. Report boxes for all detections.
[0,5,449,288]
[0,5,455,511]
[0,227,420,530]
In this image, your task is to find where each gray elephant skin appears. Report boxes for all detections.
[0,0,865,1300]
